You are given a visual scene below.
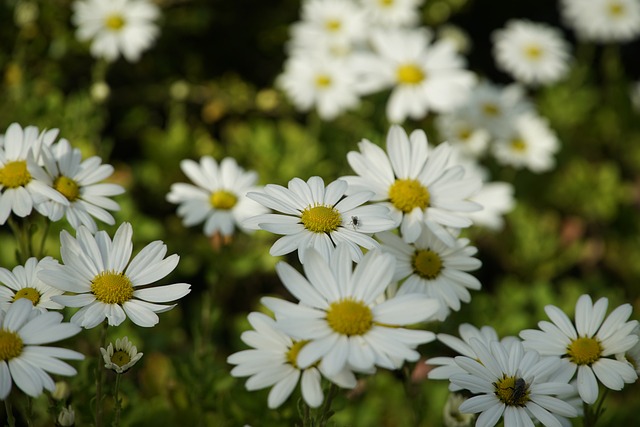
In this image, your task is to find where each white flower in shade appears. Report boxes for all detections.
[520,294,639,404]
[71,0,160,62]
[0,123,68,225]
[166,156,268,238]
[40,222,191,328]
[100,336,143,374]
[450,339,578,427]
[443,393,475,427]
[341,125,482,245]
[261,244,440,377]
[57,405,75,427]
[359,0,424,28]
[377,228,481,321]
[616,324,640,375]
[0,298,84,399]
[36,139,125,233]
[277,54,361,120]
[492,113,560,173]
[244,176,395,263]
[560,0,640,43]
[0,257,64,313]
[227,312,357,409]
[355,28,475,123]
[435,111,491,159]
[492,20,571,86]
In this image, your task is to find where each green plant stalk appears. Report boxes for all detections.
[112,374,123,427]
[4,396,16,427]
[583,388,609,427]
[95,321,108,427]
[7,216,30,264]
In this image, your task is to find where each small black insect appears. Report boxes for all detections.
[348,216,360,230]
[508,377,528,406]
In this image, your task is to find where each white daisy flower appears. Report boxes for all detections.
[0,298,84,399]
[450,339,579,427]
[560,0,640,43]
[36,139,125,233]
[244,176,395,263]
[261,244,440,377]
[492,20,571,86]
[341,125,482,245]
[71,0,160,62]
[0,123,68,225]
[616,324,640,375]
[100,336,143,374]
[492,113,560,173]
[227,312,357,409]
[358,0,424,28]
[520,294,639,404]
[40,222,191,328]
[166,156,268,239]
[377,227,482,321]
[443,393,475,427]
[0,257,64,313]
[435,111,491,159]
[356,28,475,123]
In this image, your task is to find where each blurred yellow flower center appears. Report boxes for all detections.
[315,74,332,88]
[482,103,500,116]
[111,350,131,367]
[494,375,529,406]
[326,299,372,336]
[457,128,472,141]
[0,160,31,188]
[412,249,442,279]
[510,138,527,152]
[286,340,311,369]
[105,14,125,30]
[325,19,342,32]
[379,0,395,6]
[0,329,24,361]
[12,287,41,305]
[608,2,625,16]
[397,64,425,84]
[210,190,237,210]
[389,179,430,213]
[301,205,342,233]
[567,336,602,365]
[91,271,134,305]
[54,176,80,201]
[524,44,543,60]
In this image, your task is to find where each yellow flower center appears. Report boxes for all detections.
[111,350,131,367]
[105,14,125,31]
[300,205,342,233]
[457,128,472,141]
[379,0,394,6]
[326,299,373,336]
[0,160,31,188]
[396,63,425,85]
[325,19,342,32]
[608,1,625,17]
[412,249,442,280]
[12,287,41,305]
[510,138,527,152]
[54,176,80,201]
[567,336,603,366]
[482,103,500,117]
[524,44,543,60]
[210,190,237,210]
[286,340,316,369]
[493,375,529,406]
[91,271,134,305]
[315,74,332,89]
[389,179,430,213]
[0,329,24,361]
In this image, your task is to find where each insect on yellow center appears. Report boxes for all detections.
[315,74,332,89]
[326,299,373,336]
[54,176,80,201]
[567,336,603,366]
[389,178,430,213]
[482,103,500,117]
[325,19,342,32]
[111,350,131,367]
[210,190,237,210]
[510,138,527,152]
[396,63,425,85]
[0,329,24,361]
[300,205,342,233]
[105,14,125,30]
[91,271,134,305]
[412,249,443,280]
[494,375,529,406]
[524,44,543,60]
[0,160,31,188]
[12,287,41,305]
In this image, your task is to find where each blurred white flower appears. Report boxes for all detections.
[359,0,424,28]
[443,393,475,427]
[560,0,640,42]
[435,112,491,159]
[57,405,75,427]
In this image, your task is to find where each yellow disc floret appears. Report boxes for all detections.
[91,271,134,305]
[524,44,543,60]
[0,329,24,361]
[111,350,131,367]
[325,19,342,32]
[396,63,425,85]
[210,190,237,210]
[510,138,527,152]
[412,249,443,280]
[567,336,603,366]
[12,287,41,305]
[286,340,311,369]
[300,205,342,233]
[389,179,430,213]
[54,176,80,201]
[493,375,529,406]
[482,103,500,117]
[608,1,625,17]
[326,299,373,336]
[315,74,332,89]
[105,14,125,30]
[0,160,31,188]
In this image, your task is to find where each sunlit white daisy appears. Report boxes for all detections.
[378,227,481,321]
[36,139,125,233]
[166,156,268,239]
[520,294,639,404]
[71,0,160,62]
[0,298,84,399]
[261,244,440,377]
[244,176,395,263]
[100,336,143,374]
[0,123,68,225]
[341,125,482,245]
[40,222,191,328]
[450,339,578,427]
[492,20,571,86]
[492,113,560,173]
[560,0,640,43]
[0,257,64,313]
[359,0,424,28]
[227,312,357,409]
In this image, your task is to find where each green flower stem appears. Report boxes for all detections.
[317,382,338,427]
[7,216,30,264]
[95,321,108,427]
[4,396,16,427]
[112,374,123,427]
[583,388,609,427]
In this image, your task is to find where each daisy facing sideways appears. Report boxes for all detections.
[0,257,64,313]
[101,336,143,374]
[39,222,191,328]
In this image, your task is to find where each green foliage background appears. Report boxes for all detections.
[1,0,640,425]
